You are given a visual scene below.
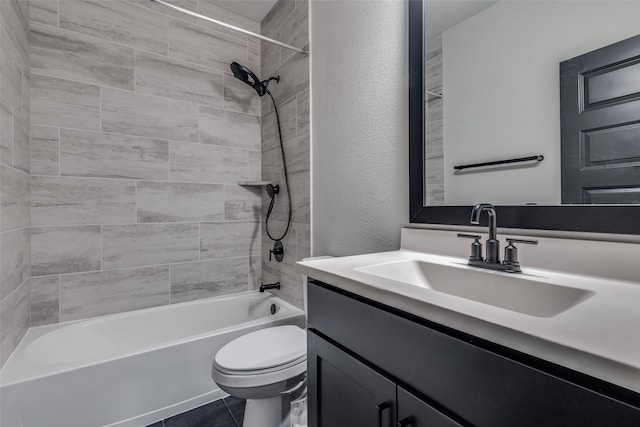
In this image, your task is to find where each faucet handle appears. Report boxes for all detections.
[503,238,538,271]
[505,238,538,246]
[457,233,483,261]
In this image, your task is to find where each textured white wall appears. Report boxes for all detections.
[310,0,409,256]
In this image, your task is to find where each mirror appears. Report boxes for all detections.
[408,0,640,234]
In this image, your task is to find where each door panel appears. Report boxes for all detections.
[308,331,396,427]
[560,34,640,203]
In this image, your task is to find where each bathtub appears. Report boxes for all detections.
[0,291,305,427]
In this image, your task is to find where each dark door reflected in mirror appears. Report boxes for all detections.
[408,0,640,234]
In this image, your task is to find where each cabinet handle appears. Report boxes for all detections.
[377,401,391,427]
[397,416,414,427]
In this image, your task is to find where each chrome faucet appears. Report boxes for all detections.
[458,203,538,273]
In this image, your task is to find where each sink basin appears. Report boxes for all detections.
[355,260,593,317]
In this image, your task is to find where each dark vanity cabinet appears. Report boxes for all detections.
[307,279,640,427]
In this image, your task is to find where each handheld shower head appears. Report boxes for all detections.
[230,61,249,83]
[229,62,279,97]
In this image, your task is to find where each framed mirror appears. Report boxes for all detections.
[408,0,640,234]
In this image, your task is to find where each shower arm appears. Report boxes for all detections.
[149,0,308,56]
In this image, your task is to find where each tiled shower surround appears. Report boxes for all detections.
[260,0,310,308]
[0,0,31,367]
[27,0,266,327]
[0,0,310,371]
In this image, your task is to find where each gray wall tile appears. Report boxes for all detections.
[59,129,169,180]
[1,165,30,232]
[296,223,310,261]
[259,0,308,309]
[29,0,59,26]
[0,279,30,367]
[263,96,296,144]
[170,257,248,303]
[102,88,199,142]
[31,176,136,226]
[168,18,247,74]
[30,125,59,176]
[1,0,29,64]
[102,223,200,269]
[170,142,248,183]
[0,98,12,165]
[31,226,101,276]
[297,88,309,137]
[30,276,60,326]
[200,221,260,260]
[126,0,197,23]
[60,266,170,321]
[21,62,30,122]
[0,228,30,299]
[223,73,261,116]
[31,73,100,130]
[13,112,29,173]
[249,255,261,289]
[266,51,308,110]
[248,150,261,182]
[135,51,224,108]
[1,30,24,114]
[137,181,224,223]
[199,106,260,149]
[30,23,134,90]
[59,0,168,55]
[248,41,261,76]
[224,185,260,220]
[198,0,260,42]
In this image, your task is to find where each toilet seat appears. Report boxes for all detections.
[212,325,307,399]
[214,325,306,374]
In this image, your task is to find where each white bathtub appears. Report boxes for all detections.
[0,291,305,427]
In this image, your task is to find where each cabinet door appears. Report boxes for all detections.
[397,387,463,427]
[308,331,396,427]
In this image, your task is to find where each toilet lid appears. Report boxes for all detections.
[215,325,306,372]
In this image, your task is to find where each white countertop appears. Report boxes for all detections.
[297,228,640,394]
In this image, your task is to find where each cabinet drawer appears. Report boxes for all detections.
[308,280,640,426]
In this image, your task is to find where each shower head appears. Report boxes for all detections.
[229,62,279,97]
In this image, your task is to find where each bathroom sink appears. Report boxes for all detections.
[355,260,593,317]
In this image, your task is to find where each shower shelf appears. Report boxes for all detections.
[238,181,273,187]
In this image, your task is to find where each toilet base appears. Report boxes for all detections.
[243,395,291,427]
[241,390,307,427]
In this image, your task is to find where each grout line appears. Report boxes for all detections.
[57,127,61,176]
[57,275,61,324]
[99,225,103,271]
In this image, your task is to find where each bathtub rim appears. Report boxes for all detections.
[0,291,305,387]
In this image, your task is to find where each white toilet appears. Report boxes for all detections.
[212,325,307,427]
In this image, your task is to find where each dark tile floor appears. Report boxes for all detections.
[147,397,246,427]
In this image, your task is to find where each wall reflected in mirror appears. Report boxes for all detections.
[424,0,640,206]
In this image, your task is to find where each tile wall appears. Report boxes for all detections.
[425,33,444,205]
[260,0,310,309]
[28,0,264,326]
[0,0,31,368]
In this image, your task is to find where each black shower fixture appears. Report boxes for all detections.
[229,62,292,264]
[230,62,280,97]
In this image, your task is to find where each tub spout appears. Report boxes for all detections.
[260,282,281,292]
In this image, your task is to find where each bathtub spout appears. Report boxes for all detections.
[260,282,281,292]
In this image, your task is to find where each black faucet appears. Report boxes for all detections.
[458,203,538,273]
[470,203,499,263]
[259,282,281,292]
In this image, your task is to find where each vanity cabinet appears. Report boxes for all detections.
[307,279,640,427]
[309,331,461,427]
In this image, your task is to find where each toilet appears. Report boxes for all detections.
[212,325,307,427]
